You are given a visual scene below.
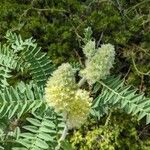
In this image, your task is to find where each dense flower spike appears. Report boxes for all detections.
[83,40,96,59]
[45,63,92,128]
[44,63,77,112]
[66,89,92,129]
[80,44,115,84]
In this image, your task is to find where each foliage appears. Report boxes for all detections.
[0,28,150,149]
[0,1,149,109]
[0,0,149,149]
[70,112,150,150]
[92,76,150,124]
[0,0,149,98]
[0,0,149,63]
[0,31,65,150]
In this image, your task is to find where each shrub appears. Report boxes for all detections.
[0,29,150,150]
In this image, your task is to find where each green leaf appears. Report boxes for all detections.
[61,140,74,150]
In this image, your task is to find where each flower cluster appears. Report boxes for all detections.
[66,89,92,128]
[80,44,115,84]
[83,40,96,59]
[45,63,92,128]
[45,63,77,112]
[45,43,115,128]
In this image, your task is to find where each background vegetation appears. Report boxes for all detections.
[0,0,150,149]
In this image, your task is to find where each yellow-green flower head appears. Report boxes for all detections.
[83,40,96,59]
[80,44,115,84]
[44,63,77,112]
[66,89,92,129]
[45,63,92,128]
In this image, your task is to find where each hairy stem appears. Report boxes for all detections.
[78,77,86,87]
[55,77,87,150]
[55,125,68,150]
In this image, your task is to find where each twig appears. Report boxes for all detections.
[133,44,150,57]
[96,32,104,48]
[19,0,67,25]
[55,125,68,150]
[139,75,144,92]
[126,0,150,14]
[32,7,67,13]
[73,49,84,67]
[138,125,150,137]
[123,66,131,82]
[131,52,150,76]
[105,111,112,126]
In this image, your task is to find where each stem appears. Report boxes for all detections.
[55,125,68,150]
[105,111,112,126]
[78,77,86,88]
[131,52,150,76]
[55,74,87,150]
